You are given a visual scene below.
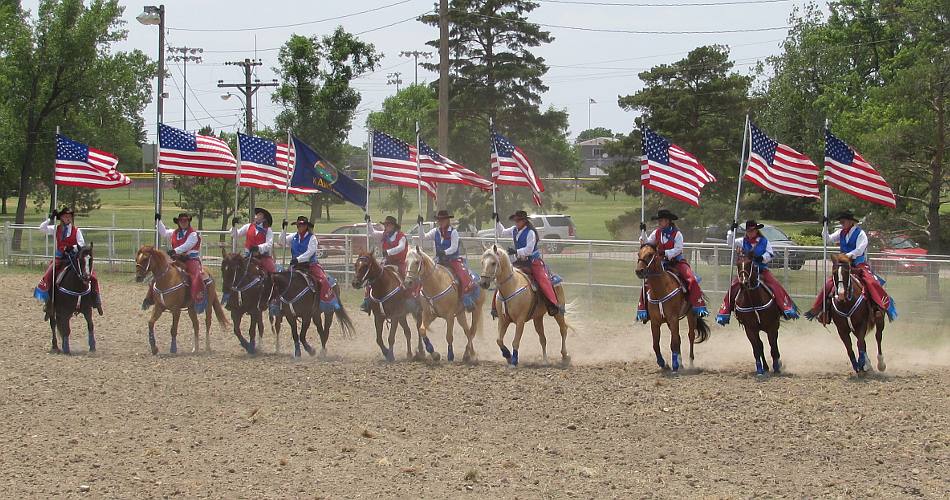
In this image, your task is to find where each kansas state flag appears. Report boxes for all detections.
[289,135,367,210]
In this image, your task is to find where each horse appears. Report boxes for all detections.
[734,252,783,375]
[271,263,354,358]
[134,245,228,355]
[352,251,423,362]
[827,254,886,374]
[479,245,571,367]
[634,243,710,373]
[405,247,485,363]
[46,244,98,354]
[221,252,276,354]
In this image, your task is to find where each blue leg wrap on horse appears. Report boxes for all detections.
[294,345,302,358]
[511,349,519,366]
[671,352,680,371]
[423,337,434,353]
[386,348,395,362]
[755,358,765,375]
[221,293,230,305]
[858,351,867,370]
[500,345,511,359]
[656,355,666,369]
[170,338,178,354]
[88,333,96,351]
[693,306,709,318]
[636,310,649,322]
[62,337,70,354]
[148,330,156,347]
[716,314,730,326]
[34,288,49,302]
[447,345,455,362]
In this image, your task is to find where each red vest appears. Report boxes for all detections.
[653,227,678,253]
[56,224,79,254]
[171,227,201,254]
[382,231,408,263]
[244,224,267,250]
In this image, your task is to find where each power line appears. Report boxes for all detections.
[168,0,416,32]
[469,12,789,34]
[538,0,792,6]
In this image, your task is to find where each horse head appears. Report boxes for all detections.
[73,243,94,283]
[736,251,759,288]
[352,251,378,289]
[479,245,503,289]
[220,252,244,294]
[404,246,428,287]
[635,244,660,279]
[134,245,161,283]
[832,253,855,300]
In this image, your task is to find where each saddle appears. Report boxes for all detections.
[170,260,212,286]
[511,261,563,292]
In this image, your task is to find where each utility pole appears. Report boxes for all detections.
[217,58,278,218]
[400,50,433,86]
[386,72,403,92]
[437,0,450,212]
[167,46,203,130]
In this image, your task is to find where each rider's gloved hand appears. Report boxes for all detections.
[290,257,298,266]
[166,248,176,258]
[364,214,371,223]
[639,222,647,232]
[232,217,239,226]
[281,219,288,230]
[730,221,739,231]
[249,245,259,254]
[821,216,829,225]
[417,215,424,225]
[492,212,500,222]
[753,255,764,264]
[506,246,517,256]
[154,212,161,221]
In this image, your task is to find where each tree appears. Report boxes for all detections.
[575,127,616,143]
[0,0,152,247]
[272,28,380,221]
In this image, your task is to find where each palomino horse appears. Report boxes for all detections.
[47,245,98,354]
[221,253,275,354]
[134,245,228,354]
[828,254,886,374]
[735,252,782,375]
[479,246,571,366]
[271,263,354,358]
[352,251,422,361]
[405,247,484,363]
[634,244,710,372]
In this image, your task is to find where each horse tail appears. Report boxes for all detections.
[335,303,356,339]
[209,287,230,328]
[562,297,579,334]
[694,314,711,344]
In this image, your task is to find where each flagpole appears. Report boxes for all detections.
[489,118,499,247]
[365,129,373,252]
[822,119,830,320]
[232,133,243,253]
[727,115,751,290]
[154,127,161,245]
[52,126,60,319]
[283,130,292,269]
[415,121,424,247]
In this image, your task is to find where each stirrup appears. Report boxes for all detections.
[716,313,730,326]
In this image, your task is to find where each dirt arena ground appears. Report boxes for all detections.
[0,272,948,498]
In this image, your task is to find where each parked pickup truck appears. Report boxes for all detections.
[699,224,806,270]
[475,214,577,254]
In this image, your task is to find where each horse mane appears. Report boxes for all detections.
[483,245,513,274]
[139,244,170,265]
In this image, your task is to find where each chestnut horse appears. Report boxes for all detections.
[47,244,98,354]
[827,254,886,374]
[221,253,275,354]
[405,247,484,363]
[352,251,422,361]
[634,244,710,372]
[734,252,782,375]
[271,263,354,358]
[134,245,228,354]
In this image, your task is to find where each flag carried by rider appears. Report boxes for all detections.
[55,135,131,189]
[158,123,237,178]
[490,129,543,206]
[417,137,492,190]
[745,123,819,198]
[640,127,716,207]
[824,128,896,209]
[237,133,316,194]
[370,130,436,198]
[289,134,367,210]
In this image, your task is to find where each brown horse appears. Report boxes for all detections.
[734,252,782,375]
[352,251,422,361]
[828,254,886,374]
[634,244,710,372]
[271,263,354,358]
[405,247,484,363]
[134,245,228,355]
[479,246,571,367]
[221,253,275,354]
[47,244,98,354]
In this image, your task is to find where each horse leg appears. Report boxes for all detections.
[460,313,476,364]
[287,314,301,359]
[147,307,162,355]
[509,321,527,367]
[445,316,456,362]
[835,323,860,373]
[388,316,400,360]
[686,311,697,367]
[668,318,682,373]
[496,315,512,362]
[373,312,391,361]
[231,310,252,353]
[533,316,548,365]
[58,312,71,355]
[187,308,200,354]
[399,316,414,360]
[254,310,266,353]
[83,307,96,353]
[273,312,282,354]
[419,309,440,362]
[318,312,330,357]
[204,302,213,353]
[554,311,570,365]
[651,319,665,369]
[169,310,181,354]
[767,326,781,374]
[855,319,870,372]
[875,311,886,371]
[48,309,59,353]
[745,325,766,375]
[300,315,316,357]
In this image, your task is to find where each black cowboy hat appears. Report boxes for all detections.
[835,210,860,223]
[254,207,273,227]
[435,210,453,220]
[383,215,400,230]
[292,215,314,229]
[508,210,529,221]
[744,220,765,230]
[650,209,678,221]
[172,212,192,225]
[55,206,75,219]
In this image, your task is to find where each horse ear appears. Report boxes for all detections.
[492,244,497,253]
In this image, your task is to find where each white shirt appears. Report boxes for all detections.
[495,222,537,260]
[423,226,459,255]
[156,220,199,255]
[640,227,684,260]
[280,231,319,262]
[372,228,407,257]
[39,220,86,248]
[824,226,868,259]
[233,223,274,255]
[731,236,774,264]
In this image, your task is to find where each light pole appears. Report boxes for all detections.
[167,46,203,130]
[138,4,165,245]
[399,50,433,86]
[588,97,597,131]
[386,72,403,92]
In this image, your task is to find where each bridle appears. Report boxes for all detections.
[353,254,382,288]
[833,259,859,302]
[737,257,762,290]
[636,245,663,278]
[223,255,267,308]
[56,248,93,298]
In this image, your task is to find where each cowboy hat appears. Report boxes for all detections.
[383,215,400,230]
[835,210,860,223]
[650,209,678,221]
[292,216,314,229]
[254,207,273,227]
[744,220,765,230]
[55,206,75,219]
[172,212,192,225]
[435,210,453,220]
[508,210,529,221]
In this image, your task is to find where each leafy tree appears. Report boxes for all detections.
[272,28,380,221]
[575,127,616,143]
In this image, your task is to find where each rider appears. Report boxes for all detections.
[493,210,563,316]
[716,220,799,325]
[422,210,477,311]
[150,212,207,313]
[281,216,340,311]
[360,215,409,313]
[34,206,102,315]
[636,209,708,322]
[231,207,276,274]
[805,210,897,323]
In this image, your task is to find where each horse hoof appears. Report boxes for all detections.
[447,348,455,362]
[431,352,441,362]
[877,355,886,372]
[671,354,680,372]
[772,359,782,374]
[305,346,316,357]
[150,344,158,355]
[293,349,302,359]
[656,357,666,369]
[385,349,396,362]
[169,345,177,355]
[510,350,519,366]
[49,347,61,354]
[561,355,572,366]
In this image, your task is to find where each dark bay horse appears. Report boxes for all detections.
[352,251,422,362]
[635,244,710,373]
[47,245,98,354]
[828,254,886,374]
[271,263,354,358]
[735,252,782,375]
[221,253,275,354]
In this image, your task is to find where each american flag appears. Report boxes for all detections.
[370,131,436,198]
[158,123,237,178]
[418,138,492,191]
[55,135,130,189]
[490,130,543,206]
[640,127,716,207]
[824,129,896,209]
[745,123,819,198]
[237,133,315,194]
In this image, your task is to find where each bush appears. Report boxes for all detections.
[800,226,822,238]
[792,234,823,246]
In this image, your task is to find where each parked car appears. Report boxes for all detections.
[476,214,576,254]
[699,224,806,270]
[868,232,928,275]
[314,223,382,258]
